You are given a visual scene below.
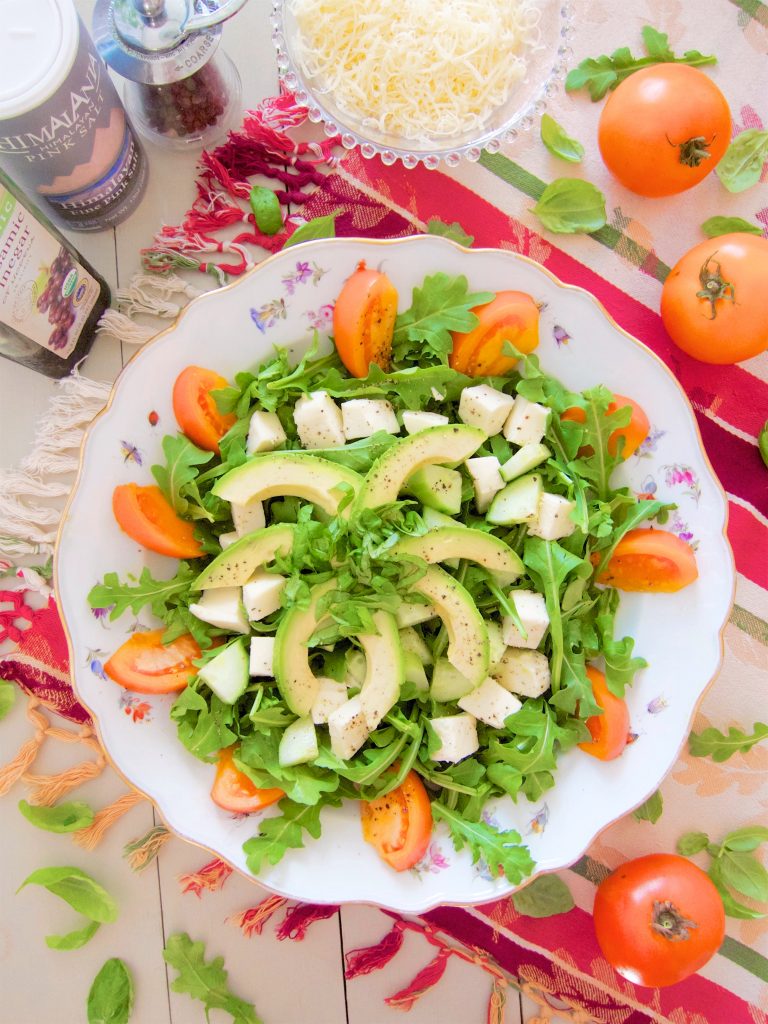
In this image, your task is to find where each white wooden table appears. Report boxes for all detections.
[0,3,566,1022]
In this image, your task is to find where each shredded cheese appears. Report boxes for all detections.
[287,0,542,142]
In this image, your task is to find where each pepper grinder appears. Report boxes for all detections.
[93,0,248,149]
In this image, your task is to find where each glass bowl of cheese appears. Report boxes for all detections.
[271,0,574,168]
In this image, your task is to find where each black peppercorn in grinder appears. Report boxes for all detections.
[93,0,248,149]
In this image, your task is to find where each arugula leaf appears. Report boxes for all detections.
[523,539,586,691]
[18,799,94,833]
[566,25,716,101]
[701,216,762,238]
[151,435,214,521]
[540,115,584,163]
[512,874,574,917]
[302,431,400,473]
[89,563,195,621]
[284,211,339,248]
[689,722,768,762]
[633,789,663,823]
[392,273,494,365]
[163,933,261,1024]
[432,802,534,883]
[426,218,474,247]
[318,362,477,410]
[243,798,330,874]
[87,958,134,1024]
[46,920,101,951]
[532,179,607,234]
[716,129,768,193]
[236,733,339,805]
[171,685,238,761]
[0,679,16,720]
[594,610,647,698]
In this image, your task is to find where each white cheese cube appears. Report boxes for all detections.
[311,677,350,725]
[189,588,249,634]
[249,636,276,677]
[458,676,522,729]
[231,498,265,537]
[527,493,577,541]
[503,396,550,446]
[246,410,286,454]
[465,455,504,513]
[459,385,515,437]
[430,713,479,763]
[341,399,400,440]
[395,602,437,627]
[219,531,239,550]
[242,570,285,622]
[487,621,506,668]
[293,391,345,449]
[328,695,371,760]
[492,649,551,698]
[402,410,449,435]
[502,590,549,649]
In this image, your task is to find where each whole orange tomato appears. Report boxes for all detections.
[593,854,725,988]
[598,65,730,197]
[661,233,768,363]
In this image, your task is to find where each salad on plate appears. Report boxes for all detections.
[88,261,698,882]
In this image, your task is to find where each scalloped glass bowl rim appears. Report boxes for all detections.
[270,0,576,168]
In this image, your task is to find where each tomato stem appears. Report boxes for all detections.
[696,254,735,320]
[667,134,716,168]
[651,899,698,941]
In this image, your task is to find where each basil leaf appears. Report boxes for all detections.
[426,217,475,247]
[18,866,118,923]
[46,919,101,951]
[716,129,768,193]
[719,849,768,903]
[540,115,584,163]
[249,185,283,235]
[676,831,710,856]
[722,825,768,852]
[0,678,15,720]
[759,423,768,469]
[708,860,766,919]
[88,958,134,1024]
[18,799,94,833]
[633,789,663,823]
[284,211,339,248]
[512,874,574,917]
[532,179,606,234]
[701,216,762,238]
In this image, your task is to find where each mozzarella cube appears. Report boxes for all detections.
[246,410,286,454]
[527,493,577,541]
[311,677,349,724]
[328,695,370,759]
[402,410,449,435]
[293,391,345,449]
[429,713,479,763]
[492,648,551,699]
[503,396,550,446]
[189,587,249,634]
[396,602,437,627]
[242,570,285,622]
[249,636,275,677]
[341,399,400,440]
[487,621,506,667]
[231,498,265,537]
[502,590,549,649]
[465,455,504,513]
[219,531,239,550]
[458,676,522,729]
[459,385,515,437]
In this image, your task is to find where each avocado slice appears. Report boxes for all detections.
[213,452,363,516]
[393,527,523,586]
[194,523,296,590]
[357,610,405,728]
[408,565,488,687]
[358,425,485,510]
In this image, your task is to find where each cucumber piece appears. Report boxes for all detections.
[487,621,506,667]
[430,657,476,702]
[399,627,433,666]
[405,465,462,514]
[500,443,551,482]
[345,648,366,686]
[198,640,249,705]
[422,507,461,530]
[403,650,429,692]
[486,473,543,526]
[278,717,319,767]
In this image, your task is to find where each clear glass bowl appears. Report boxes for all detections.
[271,0,574,168]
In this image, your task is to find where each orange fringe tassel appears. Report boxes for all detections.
[179,857,233,897]
[123,825,171,871]
[228,894,289,937]
[0,698,47,795]
[487,978,507,1024]
[23,756,105,805]
[73,790,145,850]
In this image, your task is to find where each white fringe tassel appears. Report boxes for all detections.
[0,370,111,559]
[96,309,156,346]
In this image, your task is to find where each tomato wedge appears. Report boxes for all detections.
[113,483,203,559]
[562,394,650,460]
[104,629,200,694]
[172,366,236,454]
[360,770,433,871]
[211,747,284,814]
[578,666,630,761]
[594,528,698,593]
[450,291,539,377]
[333,261,398,378]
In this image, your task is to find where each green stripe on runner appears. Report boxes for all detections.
[478,151,671,283]
[727,0,768,28]
[730,603,768,645]
[568,855,768,982]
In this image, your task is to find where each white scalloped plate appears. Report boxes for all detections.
[55,236,734,911]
